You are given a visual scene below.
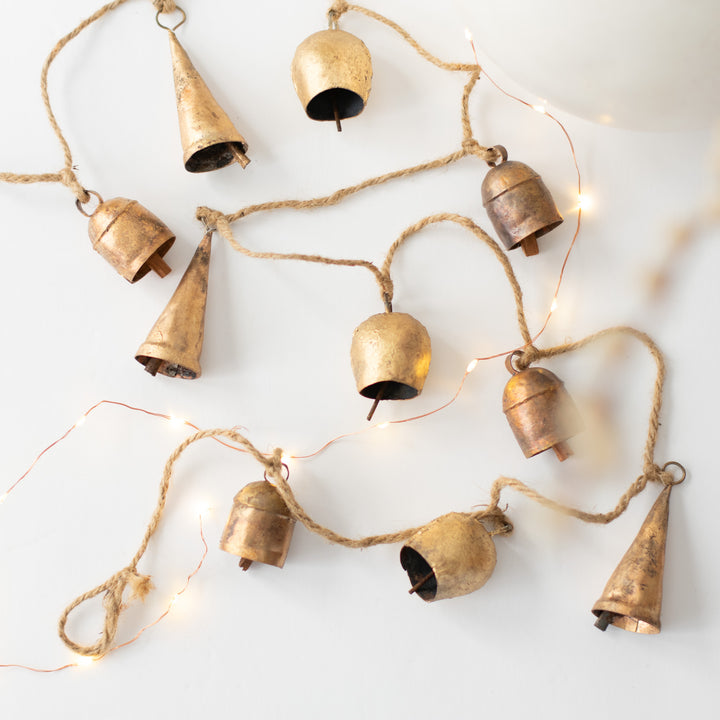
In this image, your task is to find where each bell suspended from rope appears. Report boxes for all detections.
[481,146,563,256]
[167,30,250,172]
[135,232,212,378]
[291,29,373,131]
[592,477,681,634]
[219,480,296,570]
[85,195,174,282]
[350,312,431,421]
[400,513,497,602]
[502,353,582,461]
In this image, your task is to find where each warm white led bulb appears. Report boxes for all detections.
[466,359,479,373]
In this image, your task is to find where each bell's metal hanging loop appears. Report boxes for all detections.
[135,232,212,378]
[502,351,582,461]
[77,191,175,282]
[219,470,296,570]
[592,462,686,634]
[481,145,563,256]
[400,513,498,602]
[291,11,373,132]
[350,312,432,421]
[158,6,250,172]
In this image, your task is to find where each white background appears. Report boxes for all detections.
[0,1,718,717]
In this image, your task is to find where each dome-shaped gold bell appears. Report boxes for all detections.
[481,146,563,256]
[350,312,431,421]
[400,513,497,602]
[85,195,174,282]
[219,480,296,570]
[502,353,582,461]
[291,29,372,131]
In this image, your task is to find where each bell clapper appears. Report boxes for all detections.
[521,233,539,257]
[145,251,172,278]
[366,381,390,421]
[229,144,251,169]
[594,610,618,632]
[332,99,342,132]
[239,558,253,571]
[552,441,573,462]
[408,571,435,595]
[144,357,162,376]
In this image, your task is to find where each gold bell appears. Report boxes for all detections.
[291,29,373,131]
[135,232,211,378]
[350,312,431,421]
[592,476,681,634]
[481,146,563,256]
[400,513,497,602]
[85,195,174,282]
[502,353,582,461]
[168,31,250,172]
[219,481,296,570]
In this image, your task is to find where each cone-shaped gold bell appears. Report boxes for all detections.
[592,485,673,634]
[502,354,582,461]
[291,29,372,130]
[135,233,211,378]
[87,196,174,282]
[350,312,431,421]
[481,147,563,256]
[168,31,250,172]
[219,481,296,570]
[400,513,497,602]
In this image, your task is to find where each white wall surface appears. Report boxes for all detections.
[0,1,718,717]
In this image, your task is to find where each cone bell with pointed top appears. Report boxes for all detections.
[592,485,673,634]
[400,513,497,602]
[135,233,211,378]
[168,31,250,172]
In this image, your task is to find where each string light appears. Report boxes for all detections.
[74,654,97,667]
[550,298,559,313]
[168,415,188,428]
[532,104,547,114]
[466,359,479,373]
[74,415,87,428]
[577,193,593,211]
[377,422,390,430]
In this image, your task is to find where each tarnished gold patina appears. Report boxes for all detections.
[481,146,563,256]
[502,354,582,461]
[400,513,497,602]
[350,312,431,419]
[168,31,249,172]
[220,481,296,569]
[592,482,677,634]
[291,29,372,129]
[135,232,211,378]
[85,196,174,282]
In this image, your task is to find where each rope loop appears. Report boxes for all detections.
[59,168,90,204]
[153,0,178,14]
[328,1,350,28]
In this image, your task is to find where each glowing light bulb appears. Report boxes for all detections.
[168,593,180,609]
[74,415,87,428]
[75,654,97,667]
[464,27,473,41]
[0,493,8,505]
[577,193,593,211]
[168,415,187,429]
[197,503,212,517]
[466,359,479,373]
[532,104,547,114]
[377,422,390,430]
[550,298,559,312]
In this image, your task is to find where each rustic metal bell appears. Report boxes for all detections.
[400,513,497,602]
[291,29,372,131]
[219,481,296,570]
[135,232,211,378]
[350,312,431,421]
[502,354,582,461]
[86,196,174,282]
[168,31,250,172]
[592,485,673,634]
[481,146,563,256]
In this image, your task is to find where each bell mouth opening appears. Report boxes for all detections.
[306,88,364,121]
[507,219,564,251]
[360,380,418,401]
[400,546,437,601]
[185,141,248,173]
[131,237,176,283]
[593,611,660,635]
[136,355,197,379]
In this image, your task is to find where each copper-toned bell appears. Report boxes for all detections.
[481,147,563,256]
[86,196,174,282]
[502,355,582,461]
[219,481,296,570]
[592,485,673,634]
[135,233,211,378]
[400,513,497,602]
[350,312,431,421]
[168,31,250,172]
[291,29,373,131]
